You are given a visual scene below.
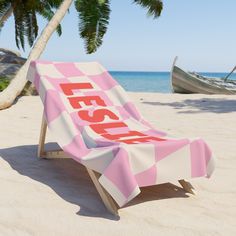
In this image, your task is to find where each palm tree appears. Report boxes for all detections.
[0,0,63,48]
[0,0,163,109]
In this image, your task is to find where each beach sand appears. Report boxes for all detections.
[0,93,236,236]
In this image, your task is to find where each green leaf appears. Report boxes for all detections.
[0,77,10,92]
[134,0,163,18]
[0,0,64,49]
[75,0,111,54]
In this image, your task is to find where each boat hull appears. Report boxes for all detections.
[171,65,236,95]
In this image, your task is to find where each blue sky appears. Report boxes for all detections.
[0,0,235,72]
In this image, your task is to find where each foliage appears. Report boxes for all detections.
[0,76,10,92]
[0,0,163,53]
[134,0,163,18]
[75,0,163,53]
[75,0,110,54]
[0,0,63,50]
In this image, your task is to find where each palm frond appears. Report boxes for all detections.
[42,0,63,8]
[0,1,11,19]
[0,0,64,49]
[25,11,39,47]
[13,7,24,50]
[0,1,12,32]
[134,0,163,18]
[75,0,110,54]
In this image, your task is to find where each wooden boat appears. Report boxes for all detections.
[171,57,236,95]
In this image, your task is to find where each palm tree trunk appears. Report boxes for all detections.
[0,6,13,27]
[0,0,73,110]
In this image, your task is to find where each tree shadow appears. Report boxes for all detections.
[0,144,190,219]
[143,98,236,114]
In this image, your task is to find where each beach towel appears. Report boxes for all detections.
[27,60,215,207]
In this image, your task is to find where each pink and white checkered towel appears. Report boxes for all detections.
[27,60,215,207]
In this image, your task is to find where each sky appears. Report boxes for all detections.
[0,0,236,72]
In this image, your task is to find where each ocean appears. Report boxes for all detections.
[110,71,236,93]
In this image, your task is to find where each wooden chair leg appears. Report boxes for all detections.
[178,179,195,195]
[37,114,119,215]
[38,115,47,158]
[86,168,119,215]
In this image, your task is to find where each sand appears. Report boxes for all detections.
[0,93,236,236]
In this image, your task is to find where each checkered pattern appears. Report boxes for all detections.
[27,60,215,207]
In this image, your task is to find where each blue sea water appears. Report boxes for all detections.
[110,71,236,93]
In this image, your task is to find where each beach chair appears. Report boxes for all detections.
[27,60,215,215]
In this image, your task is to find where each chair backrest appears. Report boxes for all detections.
[27,60,166,154]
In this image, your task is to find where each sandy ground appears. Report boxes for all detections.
[0,93,236,236]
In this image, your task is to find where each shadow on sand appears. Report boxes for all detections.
[143,98,236,114]
[0,144,190,220]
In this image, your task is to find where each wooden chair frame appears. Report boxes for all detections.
[38,114,195,215]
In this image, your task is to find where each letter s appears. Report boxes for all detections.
[78,109,119,123]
